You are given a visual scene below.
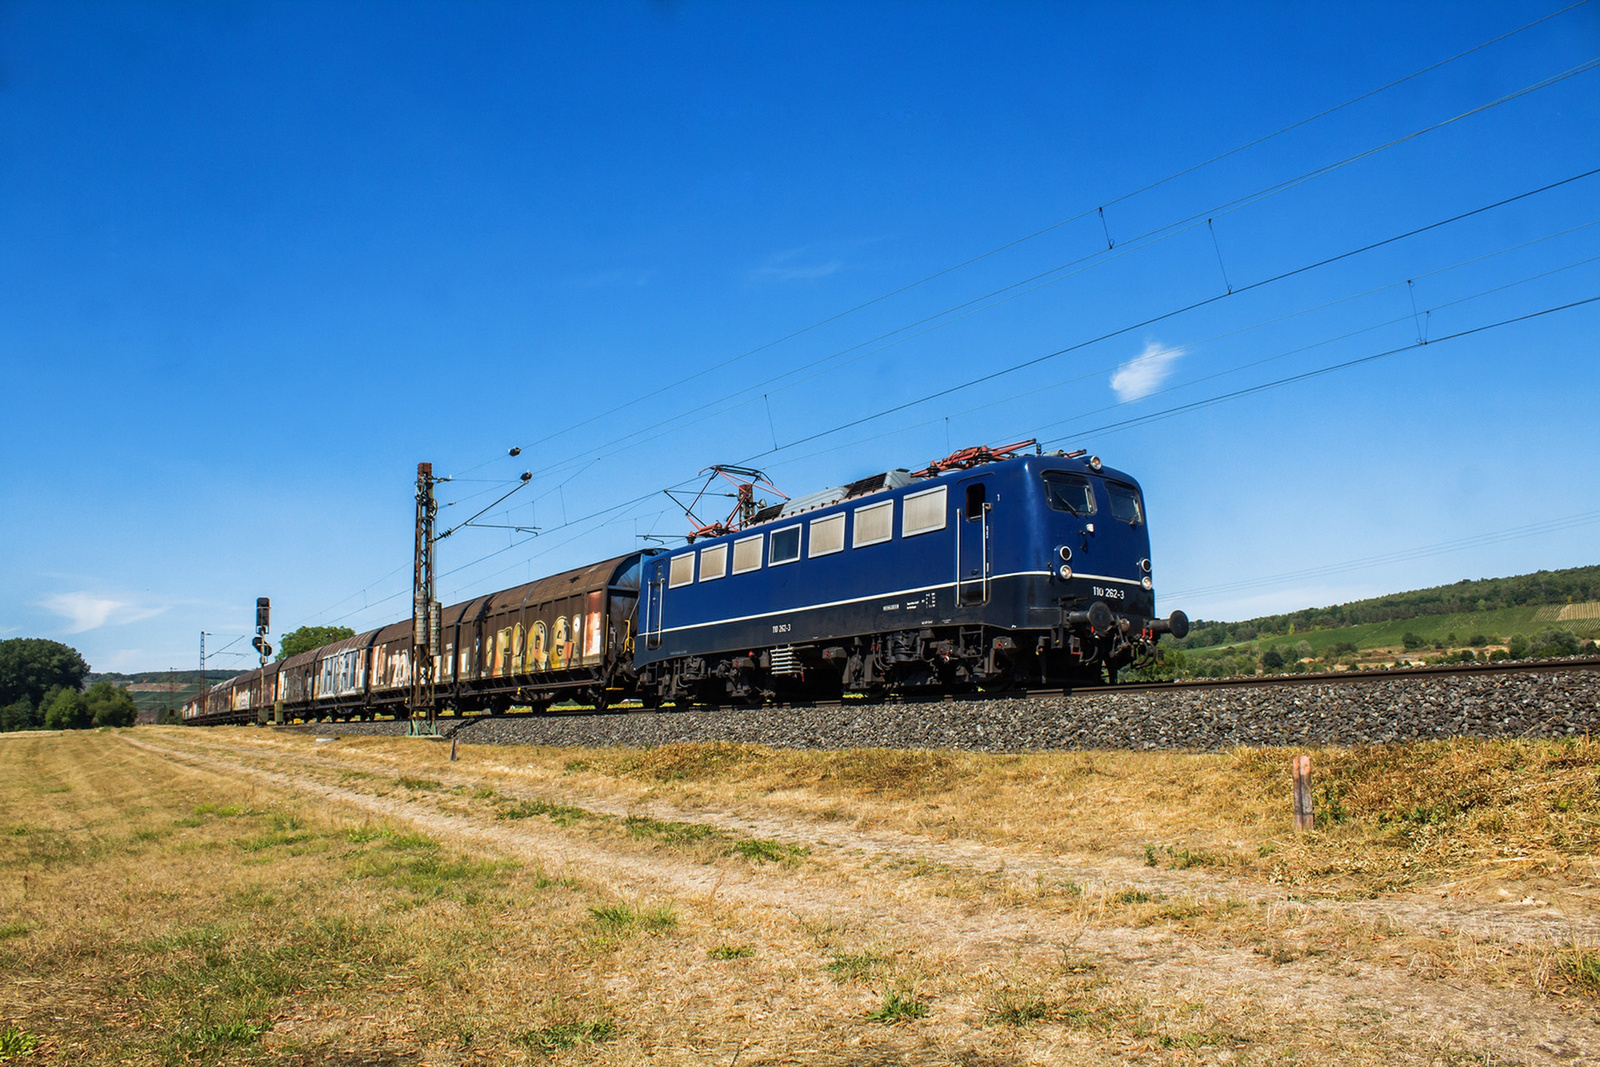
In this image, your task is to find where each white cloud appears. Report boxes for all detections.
[40,592,167,633]
[1109,341,1184,402]
[750,247,845,284]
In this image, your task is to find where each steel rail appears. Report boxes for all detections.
[198,656,1600,727]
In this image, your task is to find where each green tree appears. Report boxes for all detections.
[1528,628,1580,658]
[1261,646,1285,670]
[275,626,356,661]
[1293,640,1314,661]
[84,681,138,728]
[0,698,36,732]
[0,639,89,708]
[1507,634,1529,659]
[43,688,91,730]
[1401,632,1424,651]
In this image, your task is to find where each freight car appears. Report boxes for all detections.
[183,445,1186,724]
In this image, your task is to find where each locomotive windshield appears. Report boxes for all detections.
[1106,481,1145,525]
[1042,471,1095,516]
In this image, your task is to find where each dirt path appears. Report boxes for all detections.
[126,732,1600,1065]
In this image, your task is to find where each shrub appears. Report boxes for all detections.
[1402,632,1425,651]
[1528,629,1580,658]
[0,698,37,732]
[85,681,137,728]
[43,688,91,730]
[1507,634,1530,659]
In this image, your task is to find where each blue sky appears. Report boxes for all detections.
[2,0,1597,674]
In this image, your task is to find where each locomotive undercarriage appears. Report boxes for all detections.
[642,619,1169,707]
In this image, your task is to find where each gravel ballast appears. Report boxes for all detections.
[283,667,1600,752]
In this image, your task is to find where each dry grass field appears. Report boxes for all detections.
[2,727,1598,1065]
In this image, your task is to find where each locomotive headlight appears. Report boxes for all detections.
[1088,455,1103,471]
[1138,558,1151,574]
[1058,545,1072,562]
[1141,576,1153,591]
[1059,565,1073,580]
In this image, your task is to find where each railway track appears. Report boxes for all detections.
[561,654,1600,716]
[262,656,1600,756]
[1037,654,1600,697]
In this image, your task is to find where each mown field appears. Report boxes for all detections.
[2,727,1598,1065]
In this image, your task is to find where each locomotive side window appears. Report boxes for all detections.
[853,500,894,547]
[902,485,948,537]
[698,543,728,582]
[732,534,763,574]
[964,483,986,520]
[668,552,695,588]
[809,513,845,557]
[769,525,801,566]
[1042,471,1096,516]
[1106,481,1145,525]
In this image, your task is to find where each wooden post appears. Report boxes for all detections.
[1291,754,1314,833]
[450,735,459,762]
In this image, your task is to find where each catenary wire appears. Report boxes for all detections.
[726,166,1600,466]
[1039,295,1599,446]
[502,60,1600,491]
[440,0,1592,481]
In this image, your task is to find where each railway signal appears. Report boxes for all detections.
[255,597,272,721]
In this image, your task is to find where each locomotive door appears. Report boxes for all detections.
[957,476,992,605]
[644,560,665,650]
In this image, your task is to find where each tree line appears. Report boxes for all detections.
[1174,565,1600,648]
[1140,627,1596,682]
[0,638,137,731]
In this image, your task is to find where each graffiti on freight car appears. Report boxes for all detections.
[529,621,547,669]
[551,617,569,669]
[584,591,604,660]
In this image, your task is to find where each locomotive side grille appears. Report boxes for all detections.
[769,645,802,676]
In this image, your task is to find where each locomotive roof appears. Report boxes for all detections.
[742,450,1136,529]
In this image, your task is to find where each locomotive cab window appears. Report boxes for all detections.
[769,525,801,565]
[964,483,987,520]
[809,513,845,557]
[698,543,728,582]
[853,500,894,547]
[1042,471,1096,516]
[732,534,763,575]
[1107,481,1145,525]
[668,553,695,588]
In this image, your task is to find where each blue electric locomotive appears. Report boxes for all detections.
[634,445,1187,702]
[183,443,1186,723]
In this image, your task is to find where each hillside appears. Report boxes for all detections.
[84,670,234,718]
[1165,565,1600,678]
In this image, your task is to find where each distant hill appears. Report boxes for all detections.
[1180,565,1600,643]
[84,670,235,717]
[1164,564,1600,678]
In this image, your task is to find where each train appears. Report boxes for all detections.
[183,442,1187,724]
